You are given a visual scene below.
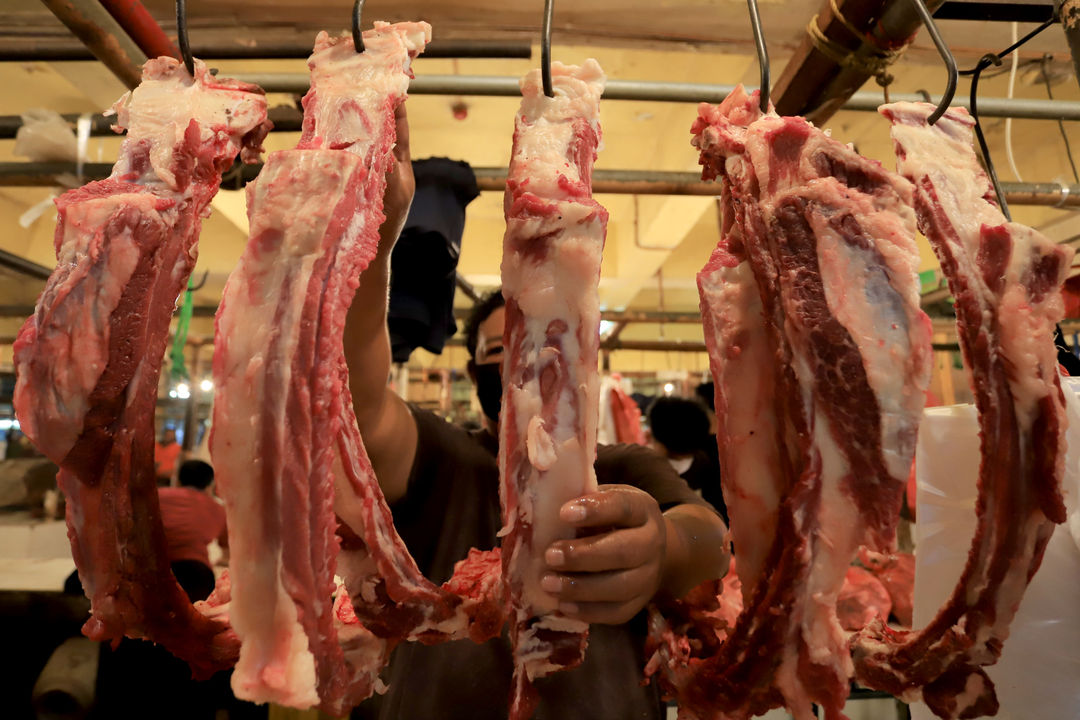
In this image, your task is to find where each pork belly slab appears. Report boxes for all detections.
[498,59,608,720]
[852,102,1072,720]
[13,58,268,677]
[648,85,931,720]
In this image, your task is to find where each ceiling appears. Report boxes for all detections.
[1,1,1079,371]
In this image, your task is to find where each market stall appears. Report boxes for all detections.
[1,1,1079,719]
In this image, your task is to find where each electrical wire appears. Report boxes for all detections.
[1004,22,1023,182]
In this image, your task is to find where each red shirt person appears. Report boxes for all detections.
[154,428,182,485]
[157,460,227,601]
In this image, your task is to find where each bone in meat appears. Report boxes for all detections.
[498,59,608,720]
[853,102,1072,720]
[12,58,268,677]
[649,86,931,720]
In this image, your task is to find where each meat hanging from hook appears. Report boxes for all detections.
[541,0,555,97]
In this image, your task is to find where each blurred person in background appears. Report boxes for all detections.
[647,396,727,525]
[157,459,227,603]
[154,427,181,486]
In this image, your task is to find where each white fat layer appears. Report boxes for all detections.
[22,194,153,459]
[111,58,267,189]
[501,61,606,621]
[697,258,782,596]
[805,178,930,482]
[214,149,358,707]
[305,23,430,154]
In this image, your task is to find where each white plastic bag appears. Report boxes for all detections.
[910,386,1080,720]
[13,109,77,162]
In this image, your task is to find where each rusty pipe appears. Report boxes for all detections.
[39,0,147,88]
[97,0,179,60]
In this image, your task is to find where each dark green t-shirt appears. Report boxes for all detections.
[355,406,711,720]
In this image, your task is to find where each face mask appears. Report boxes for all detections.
[474,363,502,423]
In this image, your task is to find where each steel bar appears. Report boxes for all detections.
[230,72,1080,120]
[1,163,1078,207]
[934,0,1057,22]
[97,0,179,60]
[0,249,52,281]
[0,38,532,62]
[0,105,302,140]
[39,0,148,89]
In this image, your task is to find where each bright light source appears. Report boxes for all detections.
[199,379,214,393]
[168,390,178,399]
[0,418,17,431]
[176,382,191,399]
[663,382,675,395]
[598,320,616,337]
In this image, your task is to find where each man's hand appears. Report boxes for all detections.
[541,485,666,625]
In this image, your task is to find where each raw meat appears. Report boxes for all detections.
[649,85,931,720]
[858,548,915,627]
[835,566,892,632]
[211,25,503,714]
[12,57,268,677]
[853,102,1072,720]
[498,59,608,720]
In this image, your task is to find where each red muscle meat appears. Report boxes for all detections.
[852,103,1073,720]
[649,86,931,720]
[836,566,892,632]
[211,25,504,714]
[12,58,268,677]
[498,59,608,720]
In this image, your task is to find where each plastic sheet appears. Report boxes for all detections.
[13,109,77,162]
[910,383,1080,720]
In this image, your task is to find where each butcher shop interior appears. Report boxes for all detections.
[2,0,1080,719]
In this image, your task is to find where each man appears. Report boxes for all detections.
[154,428,181,486]
[647,396,728,525]
[344,105,729,720]
[157,460,227,603]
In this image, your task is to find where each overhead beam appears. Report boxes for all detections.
[39,0,147,89]
[227,73,1080,121]
[0,38,531,62]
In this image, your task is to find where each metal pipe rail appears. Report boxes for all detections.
[2,162,1076,207]
[231,73,1080,121]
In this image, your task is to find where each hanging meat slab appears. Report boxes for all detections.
[211,24,506,715]
[648,85,932,720]
[12,58,269,677]
[852,102,1073,720]
[498,59,608,720]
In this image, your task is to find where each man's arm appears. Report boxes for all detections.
[342,103,418,505]
[541,486,730,624]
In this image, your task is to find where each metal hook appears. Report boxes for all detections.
[905,0,956,125]
[188,269,210,292]
[969,53,1011,220]
[352,0,366,54]
[746,0,769,112]
[176,0,194,76]
[541,0,555,98]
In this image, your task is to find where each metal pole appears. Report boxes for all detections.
[0,249,52,281]
[232,72,1080,121]
[0,38,532,62]
[1,163,1078,207]
[39,0,148,89]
